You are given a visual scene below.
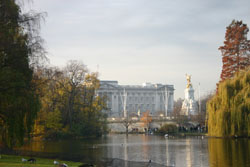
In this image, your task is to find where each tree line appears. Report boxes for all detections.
[0,0,107,148]
[33,61,107,140]
[207,20,250,137]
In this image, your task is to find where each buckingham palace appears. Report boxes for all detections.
[97,81,174,118]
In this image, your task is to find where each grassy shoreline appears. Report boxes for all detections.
[0,154,83,167]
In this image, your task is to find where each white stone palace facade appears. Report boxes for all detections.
[97,81,174,118]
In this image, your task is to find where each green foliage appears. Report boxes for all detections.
[45,109,62,131]
[208,69,250,137]
[0,0,43,148]
[33,64,108,139]
[158,124,178,134]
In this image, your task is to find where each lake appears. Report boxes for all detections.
[13,134,250,167]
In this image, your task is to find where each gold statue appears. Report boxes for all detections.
[186,74,192,88]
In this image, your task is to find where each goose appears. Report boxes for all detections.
[54,160,59,165]
[28,158,36,163]
[146,160,152,167]
[58,163,68,167]
[78,164,94,167]
[22,158,27,162]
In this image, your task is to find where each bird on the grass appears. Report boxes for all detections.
[21,158,27,162]
[28,158,36,163]
[54,160,59,165]
[78,164,94,167]
[58,163,68,167]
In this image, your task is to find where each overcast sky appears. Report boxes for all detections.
[29,0,250,100]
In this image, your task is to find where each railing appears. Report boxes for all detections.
[107,116,174,123]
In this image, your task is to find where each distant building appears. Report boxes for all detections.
[97,81,174,118]
[181,74,198,115]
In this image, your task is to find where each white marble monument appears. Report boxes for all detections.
[181,74,198,115]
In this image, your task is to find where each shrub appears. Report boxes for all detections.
[158,124,178,134]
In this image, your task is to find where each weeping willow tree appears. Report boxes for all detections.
[208,69,250,137]
[0,0,45,148]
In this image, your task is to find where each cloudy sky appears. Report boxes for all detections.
[29,0,250,99]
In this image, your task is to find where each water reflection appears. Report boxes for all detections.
[208,138,250,167]
[124,136,128,167]
[97,135,209,166]
[186,139,192,167]
[18,139,104,163]
[165,139,169,165]
[141,135,149,160]
[8,135,250,167]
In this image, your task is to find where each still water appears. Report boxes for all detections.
[17,134,250,167]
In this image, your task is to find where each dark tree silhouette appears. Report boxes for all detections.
[0,0,45,148]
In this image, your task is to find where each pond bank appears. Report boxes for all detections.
[1,134,250,167]
[0,154,84,167]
